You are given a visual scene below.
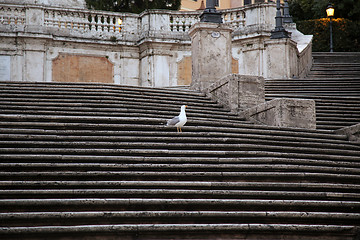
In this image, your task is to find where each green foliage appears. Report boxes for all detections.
[296,18,360,52]
[85,0,181,14]
[289,0,360,21]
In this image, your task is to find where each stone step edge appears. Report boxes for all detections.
[0,133,354,147]
[0,114,340,136]
[2,180,358,190]
[1,155,359,168]
[1,139,359,153]
[0,223,356,235]
[1,211,359,222]
[0,82,206,97]
[1,142,359,157]
[1,198,359,207]
[0,129,350,142]
[2,171,360,181]
[1,189,359,200]
[2,162,359,174]
[1,149,358,161]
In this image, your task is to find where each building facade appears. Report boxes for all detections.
[0,0,312,86]
[180,0,282,11]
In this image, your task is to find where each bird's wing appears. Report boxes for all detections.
[166,116,180,126]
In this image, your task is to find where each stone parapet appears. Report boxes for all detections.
[242,98,316,130]
[336,123,360,142]
[198,74,265,113]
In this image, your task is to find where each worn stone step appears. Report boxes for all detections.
[2,198,360,213]
[1,189,359,201]
[1,139,358,157]
[1,140,359,158]
[1,211,359,228]
[312,52,360,64]
[0,89,216,105]
[1,155,359,169]
[0,127,350,142]
[1,146,358,161]
[0,83,207,102]
[0,113,340,136]
[0,104,244,121]
[1,135,358,152]
[2,162,359,175]
[0,134,355,151]
[0,81,205,96]
[1,171,359,184]
[2,180,359,193]
[0,223,356,239]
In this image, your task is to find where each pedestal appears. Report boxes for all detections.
[189,22,232,90]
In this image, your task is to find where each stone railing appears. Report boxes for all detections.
[0,2,263,41]
[0,3,139,40]
[0,4,26,26]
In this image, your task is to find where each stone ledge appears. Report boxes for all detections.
[242,98,316,130]
[336,123,360,142]
[196,74,265,113]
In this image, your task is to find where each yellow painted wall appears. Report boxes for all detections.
[180,0,282,11]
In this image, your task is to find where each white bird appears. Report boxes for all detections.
[166,105,187,132]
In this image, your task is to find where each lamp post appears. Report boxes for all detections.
[283,0,293,23]
[200,0,222,23]
[326,3,334,52]
[270,0,289,39]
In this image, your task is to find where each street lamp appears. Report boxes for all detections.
[270,0,289,39]
[200,0,222,23]
[326,3,334,52]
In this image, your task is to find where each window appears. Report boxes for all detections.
[244,0,251,5]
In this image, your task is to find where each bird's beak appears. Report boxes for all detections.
[185,105,188,108]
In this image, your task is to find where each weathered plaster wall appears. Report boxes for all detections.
[52,54,114,83]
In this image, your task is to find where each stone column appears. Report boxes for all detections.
[188,22,232,90]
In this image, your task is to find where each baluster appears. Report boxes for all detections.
[74,12,82,30]
[82,12,89,31]
[175,16,180,32]
[105,16,110,32]
[10,8,16,25]
[90,14,97,32]
[99,14,105,32]
[55,11,61,28]
[109,16,115,33]
[20,8,25,25]
[184,15,190,32]
[5,7,11,24]
[223,13,228,23]
[169,15,174,31]
[181,15,185,32]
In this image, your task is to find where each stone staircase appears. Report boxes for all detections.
[0,79,360,239]
[265,52,360,131]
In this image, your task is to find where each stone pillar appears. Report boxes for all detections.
[188,22,232,90]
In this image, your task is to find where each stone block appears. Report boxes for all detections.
[336,123,360,142]
[201,74,265,113]
[242,98,316,129]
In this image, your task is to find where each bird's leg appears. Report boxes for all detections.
[177,127,179,132]
[179,128,182,133]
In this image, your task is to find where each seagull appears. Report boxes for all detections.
[166,105,187,132]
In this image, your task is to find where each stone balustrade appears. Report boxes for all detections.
[0,4,26,26]
[0,2,252,41]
